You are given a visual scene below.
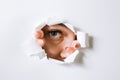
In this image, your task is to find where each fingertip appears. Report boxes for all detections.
[35,29,44,38]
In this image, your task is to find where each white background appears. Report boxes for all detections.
[0,0,120,80]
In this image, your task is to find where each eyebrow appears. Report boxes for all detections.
[48,29,62,33]
[57,23,67,27]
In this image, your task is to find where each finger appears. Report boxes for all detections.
[35,29,44,39]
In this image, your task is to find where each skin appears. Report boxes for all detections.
[35,24,80,61]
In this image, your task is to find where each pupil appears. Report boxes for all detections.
[50,31,57,36]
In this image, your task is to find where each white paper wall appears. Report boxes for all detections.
[0,0,120,80]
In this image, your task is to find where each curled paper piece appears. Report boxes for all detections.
[36,17,75,33]
[23,38,46,59]
[77,32,89,48]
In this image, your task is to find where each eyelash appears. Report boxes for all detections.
[48,30,62,34]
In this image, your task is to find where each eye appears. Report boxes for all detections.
[48,30,62,40]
